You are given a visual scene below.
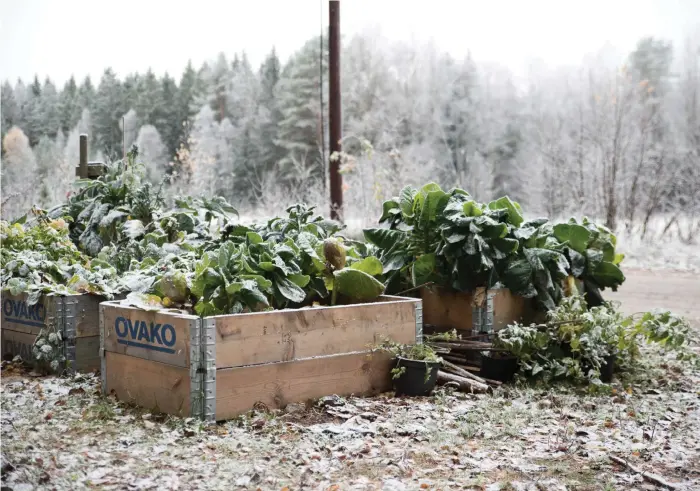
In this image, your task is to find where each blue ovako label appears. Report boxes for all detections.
[3,298,46,328]
[114,316,177,354]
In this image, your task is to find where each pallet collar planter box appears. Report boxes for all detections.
[99,295,423,421]
[1,290,107,373]
[420,286,537,336]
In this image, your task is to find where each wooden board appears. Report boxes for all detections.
[1,291,60,336]
[421,286,475,332]
[1,329,36,362]
[104,351,191,417]
[73,336,101,372]
[101,301,197,368]
[421,286,536,332]
[215,351,392,420]
[491,288,538,331]
[0,329,100,372]
[213,296,419,369]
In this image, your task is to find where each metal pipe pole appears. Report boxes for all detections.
[328,0,343,221]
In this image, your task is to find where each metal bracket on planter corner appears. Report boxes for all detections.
[61,296,78,374]
[188,318,203,419]
[99,303,106,394]
[482,290,496,335]
[471,288,495,336]
[201,317,216,423]
[414,301,424,344]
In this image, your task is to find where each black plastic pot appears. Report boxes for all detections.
[480,353,519,382]
[600,354,616,383]
[392,357,441,397]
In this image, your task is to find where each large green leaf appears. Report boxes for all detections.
[462,200,483,217]
[349,256,383,276]
[592,262,625,289]
[411,253,437,287]
[567,249,586,277]
[273,275,306,303]
[552,223,590,254]
[363,228,405,250]
[488,196,524,227]
[418,190,450,230]
[399,186,418,218]
[334,268,385,301]
[379,199,400,222]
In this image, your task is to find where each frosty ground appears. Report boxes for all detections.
[2,267,699,491]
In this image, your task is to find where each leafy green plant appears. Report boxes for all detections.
[372,337,443,381]
[1,211,125,304]
[124,206,387,316]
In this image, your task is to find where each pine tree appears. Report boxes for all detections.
[119,108,139,152]
[58,76,80,134]
[255,47,284,178]
[160,73,179,159]
[35,134,64,206]
[23,76,43,147]
[1,127,39,219]
[188,105,222,196]
[135,69,164,127]
[78,76,96,114]
[1,81,19,144]
[41,78,61,139]
[135,124,167,183]
[274,36,328,188]
[93,68,126,160]
[176,61,198,152]
[210,53,230,122]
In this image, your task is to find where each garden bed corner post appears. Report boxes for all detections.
[202,317,217,422]
[415,301,424,344]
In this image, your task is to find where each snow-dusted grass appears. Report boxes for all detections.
[2,345,699,490]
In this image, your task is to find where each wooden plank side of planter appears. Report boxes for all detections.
[212,296,419,369]
[214,351,393,421]
[101,301,196,368]
[420,286,474,332]
[1,329,36,362]
[491,288,538,331]
[73,336,101,372]
[421,286,537,333]
[0,291,61,336]
[103,351,191,417]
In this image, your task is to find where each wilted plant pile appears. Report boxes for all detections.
[492,295,698,386]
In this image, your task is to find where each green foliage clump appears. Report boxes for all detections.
[492,295,696,385]
[365,182,626,311]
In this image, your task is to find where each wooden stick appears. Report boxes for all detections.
[608,455,681,490]
[437,370,489,393]
[442,359,497,385]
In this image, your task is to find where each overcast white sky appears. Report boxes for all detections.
[1,0,699,86]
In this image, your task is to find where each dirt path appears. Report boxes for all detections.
[606,268,700,327]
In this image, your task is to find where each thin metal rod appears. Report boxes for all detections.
[328,0,343,221]
[319,0,326,196]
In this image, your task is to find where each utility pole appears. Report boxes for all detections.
[328,0,343,221]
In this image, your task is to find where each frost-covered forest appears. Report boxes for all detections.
[1,30,699,241]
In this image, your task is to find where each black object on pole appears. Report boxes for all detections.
[328,0,343,221]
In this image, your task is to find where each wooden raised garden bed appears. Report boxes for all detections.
[1,291,105,373]
[421,286,538,335]
[99,295,423,421]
